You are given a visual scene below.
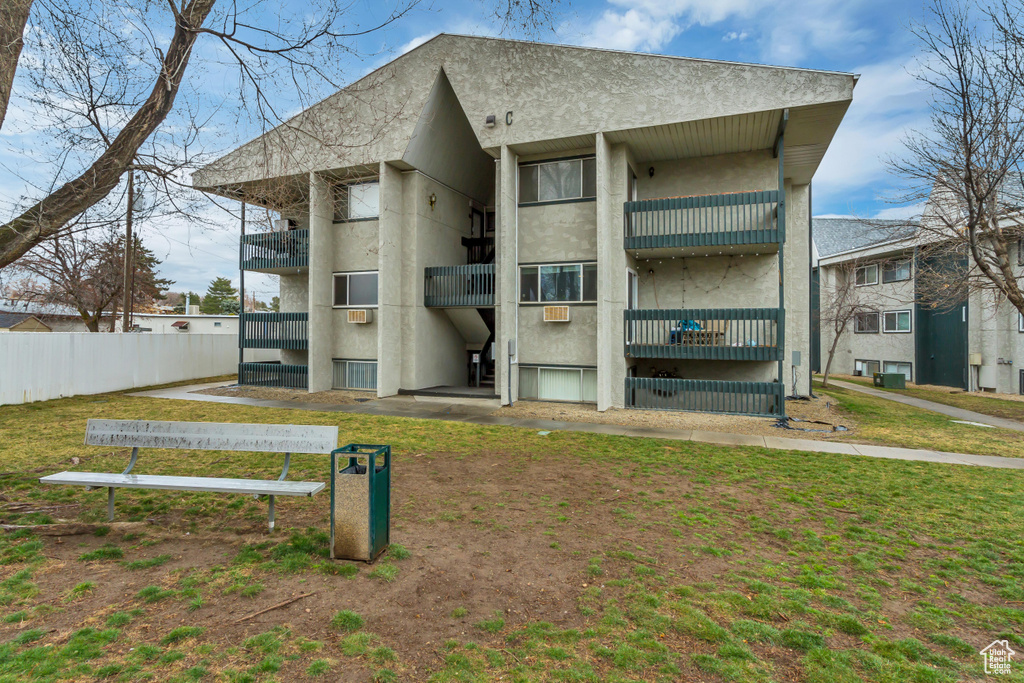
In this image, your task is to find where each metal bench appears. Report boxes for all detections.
[40,419,338,531]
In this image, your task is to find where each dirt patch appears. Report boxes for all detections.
[494,394,854,440]
[195,385,373,404]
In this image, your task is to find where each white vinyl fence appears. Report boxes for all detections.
[0,333,278,405]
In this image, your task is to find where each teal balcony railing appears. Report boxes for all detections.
[625,378,784,417]
[624,308,783,361]
[238,362,308,389]
[240,312,308,350]
[240,229,309,271]
[624,190,780,251]
[424,264,495,307]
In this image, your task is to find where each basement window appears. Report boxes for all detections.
[854,359,880,377]
[333,359,377,390]
[519,366,597,402]
[519,156,597,204]
[883,361,912,381]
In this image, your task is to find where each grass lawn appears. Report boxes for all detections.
[814,380,1024,458]
[0,387,1022,681]
[821,374,1024,423]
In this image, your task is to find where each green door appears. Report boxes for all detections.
[915,254,968,388]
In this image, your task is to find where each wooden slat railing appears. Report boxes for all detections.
[625,378,784,416]
[624,190,780,250]
[624,308,783,361]
[240,229,309,271]
[424,264,495,307]
[238,362,308,389]
[240,312,308,350]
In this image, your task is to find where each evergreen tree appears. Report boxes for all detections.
[200,277,238,314]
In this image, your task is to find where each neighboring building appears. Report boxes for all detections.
[0,313,51,332]
[814,216,1024,394]
[117,313,240,334]
[194,34,856,415]
[0,298,101,332]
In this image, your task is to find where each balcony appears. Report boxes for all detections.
[238,362,308,389]
[624,190,780,254]
[424,264,495,307]
[625,378,784,417]
[624,308,782,361]
[240,312,308,350]
[240,229,309,272]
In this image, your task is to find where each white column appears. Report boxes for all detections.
[377,162,404,397]
[307,173,334,393]
[496,146,518,405]
[596,133,629,410]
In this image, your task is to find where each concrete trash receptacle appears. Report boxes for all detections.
[330,444,391,562]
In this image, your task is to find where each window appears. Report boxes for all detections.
[855,359,880,377]
[883,361,912,381]
[519,157,597,204]
[1019,311,1024,332]
[333,271,378,307]
[882,260,912,283]
[855,264,878,286]
[519,366,597,402]
[333,360,377,390]
[883,310,911,333]
[214,322,222,328]
[334,182,379,221]
[519,263,598,303]
[854,312,879,333]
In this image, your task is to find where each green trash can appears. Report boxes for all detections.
[330,444,391,562]
[873,372,906,389]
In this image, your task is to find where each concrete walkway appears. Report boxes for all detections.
[828,380,1024,433]
[129,382,1024,471]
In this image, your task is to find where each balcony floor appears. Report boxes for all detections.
[626,242,779,259]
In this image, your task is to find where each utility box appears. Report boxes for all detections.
[873,372,906,389]
[330,444,391,562]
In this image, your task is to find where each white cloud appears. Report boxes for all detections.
[722,31,749,42]
[872,202,925,220]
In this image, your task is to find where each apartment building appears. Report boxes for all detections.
[814,216,1024,394]
[194,35,856,415]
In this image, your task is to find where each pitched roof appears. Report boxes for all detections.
[813,217,915,258]
[0,313,41,329]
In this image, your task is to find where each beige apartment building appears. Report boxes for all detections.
[195,35,856,416]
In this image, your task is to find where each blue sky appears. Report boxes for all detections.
[0,0,933,297]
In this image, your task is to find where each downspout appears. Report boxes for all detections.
[775,110,788,413]
[808,181,815,397]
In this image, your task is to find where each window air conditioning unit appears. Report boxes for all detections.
[543,306,571,322]
[347,309,373,324]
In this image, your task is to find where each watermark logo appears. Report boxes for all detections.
[981,640,1015,675]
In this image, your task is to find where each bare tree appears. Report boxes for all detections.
[0,1,560,269]
[0,0,32,130]
[819,262,879,387]
[888,0,1024,315]
[17,229,171,331]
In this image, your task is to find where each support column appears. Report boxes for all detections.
[496,146,518,406]
[377,162,404,397]
[308,173,334,392]
[784,181,812,397]
[596,133,629,411]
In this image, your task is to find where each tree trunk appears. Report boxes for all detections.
[0,0,33,132]
[821,322,846,388]
[0,0,216,268]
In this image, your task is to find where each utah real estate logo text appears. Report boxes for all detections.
[981,640,1015,675]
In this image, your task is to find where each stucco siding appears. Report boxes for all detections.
[517,201,598,263]
[518,305,597,367]
[333,219,380,273]
[636,150,776,199]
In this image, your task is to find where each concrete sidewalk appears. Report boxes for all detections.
[129,382,1024,471]
[828,380,1024,433]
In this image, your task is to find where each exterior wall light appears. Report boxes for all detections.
[429,192,437,210]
